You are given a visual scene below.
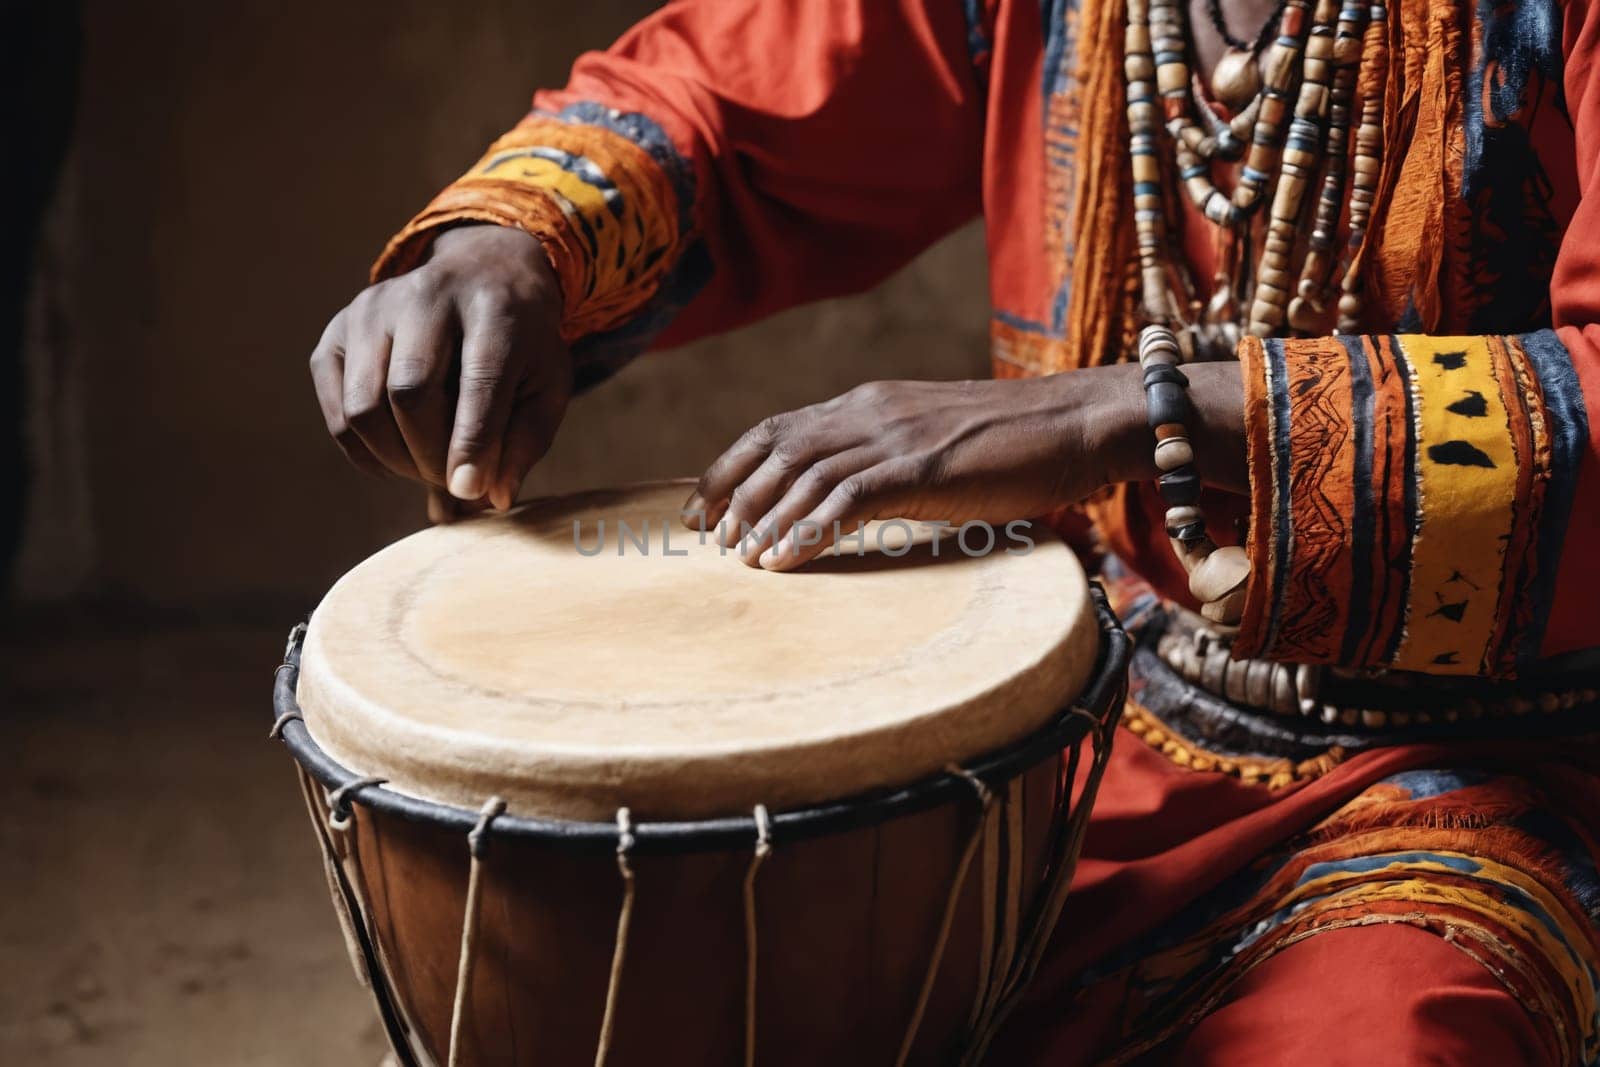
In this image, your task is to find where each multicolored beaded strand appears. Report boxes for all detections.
[1138,325,1252,625]
[1337,0,1389,332]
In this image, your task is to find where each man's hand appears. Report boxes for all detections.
[682,372,1123,570]
[309,224,572,511]
[683,363,1245,571]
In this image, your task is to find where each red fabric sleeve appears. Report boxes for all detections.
[1543,0,1600,661]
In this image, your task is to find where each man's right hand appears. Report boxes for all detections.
[309,223,573,512]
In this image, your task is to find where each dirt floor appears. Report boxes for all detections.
[1,615,388,1066]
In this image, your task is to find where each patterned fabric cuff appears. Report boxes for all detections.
[371,104,700,356]
[1236,332,1587,677]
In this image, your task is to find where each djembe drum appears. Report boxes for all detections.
[270,482,1127,1066]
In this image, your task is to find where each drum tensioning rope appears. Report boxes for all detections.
[271,582,1131,1064]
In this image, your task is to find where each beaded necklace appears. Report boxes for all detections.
[1123,0,1387,357]
[1203,0,1290,54]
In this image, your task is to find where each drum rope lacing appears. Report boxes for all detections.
[742,805,773,1067]
[447,796,508,1067]
[593,808,637,1067]
[292,766,422,1067]
[589,804,776,1067]
[326,776,387,831]
[961,704,1118,1062]
[267,708,301,739]
[894,767,995,1067]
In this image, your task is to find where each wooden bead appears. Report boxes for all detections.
[1158,466,1202,505]
[1261,47,1299,89]
[1223,656,1252,703]
[1164,502,1201,524]
[1201,645,1231,693]
[1286,295,1322,332]
[1270,664,1297,715]
[1141,265,1167,319]
[1171,518,1203,547]
[1200,584,1248,624]
[1146,381,1191,427]
[1295,663,1322,715]
[1143,362,1188,387]
[1244,659,1275,708]
[1209,49,1262,108]
[1170,535,1216,570]
[1188,544,1251,603]
[1156,64,1189,95]
[1155,436,1194,470]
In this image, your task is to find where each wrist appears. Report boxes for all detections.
[431,224,565,330]
[1073,359,1247,494]
[1075,363,1160,488]
[1182,361,1247,494]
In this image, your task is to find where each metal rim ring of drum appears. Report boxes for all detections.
[270,484,1131,1067]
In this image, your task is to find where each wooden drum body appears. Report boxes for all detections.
[272,484,1129,1066]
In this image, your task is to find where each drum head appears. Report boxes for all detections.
[297,482,1099,820]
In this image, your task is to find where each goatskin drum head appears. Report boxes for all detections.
[296,482,1099,820]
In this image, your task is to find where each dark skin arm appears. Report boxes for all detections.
[684,361,1245,570]
[309,223,1246,547]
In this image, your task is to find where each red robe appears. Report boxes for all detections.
[374,0,1600,1060]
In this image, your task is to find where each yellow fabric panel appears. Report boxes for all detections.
[1393,335,1519,673]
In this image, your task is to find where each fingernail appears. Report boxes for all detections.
[449,463,483,501]
[759,536,791,570]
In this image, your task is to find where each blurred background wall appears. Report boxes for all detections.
[2,2,988,1064]
[9,0,989,614]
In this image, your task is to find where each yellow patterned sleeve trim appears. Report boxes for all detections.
[1237,333,1567,676]
[1391,336,1522,673]
[371,114,689,343]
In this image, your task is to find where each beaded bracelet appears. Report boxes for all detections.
[1136,324,1252,625]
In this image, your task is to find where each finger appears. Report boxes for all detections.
[446,302,520,501]
[719,433,834,557]
[343,316,418,479]
[489,385,565,510]
[426,487,491,525]
[388,305,457,487]
[682,414,787,533]
[760,460,915,572]
[737,447,878,567]
[309,313,386,477]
